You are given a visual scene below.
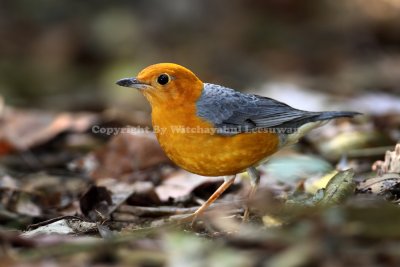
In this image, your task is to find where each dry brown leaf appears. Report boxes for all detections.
[0,107,98,154]
[71,131,171,180]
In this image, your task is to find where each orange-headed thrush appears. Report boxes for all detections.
[117,63,359,221]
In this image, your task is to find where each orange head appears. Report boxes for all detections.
[116,63,203,107]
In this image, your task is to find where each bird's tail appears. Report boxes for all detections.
[314,111,361,121]
[283,111,361,146]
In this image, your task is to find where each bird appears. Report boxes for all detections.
[116,63,360,222]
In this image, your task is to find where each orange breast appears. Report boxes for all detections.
[152,105,279,176]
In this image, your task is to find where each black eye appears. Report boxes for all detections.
[157,74,169,85]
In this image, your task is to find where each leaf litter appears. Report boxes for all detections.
[0,97,400,266]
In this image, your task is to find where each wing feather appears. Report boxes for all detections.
[196,83,323,135]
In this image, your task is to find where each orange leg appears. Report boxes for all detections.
[190,175,236,225]
[243,167,260,221]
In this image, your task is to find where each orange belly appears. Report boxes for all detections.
[152,105,279,176]
[151,104,280,176]
[156,129,279,176]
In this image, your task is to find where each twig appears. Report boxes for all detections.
[116,198,245,217]
[117,205,202,216]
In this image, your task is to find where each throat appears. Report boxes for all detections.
[152,104,211,130]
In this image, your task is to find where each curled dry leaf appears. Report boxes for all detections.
[80,178,138,221]
[79,185,112,220]
[372,143,400,175]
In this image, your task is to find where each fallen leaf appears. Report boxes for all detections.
[71,131,171,180]
[15,194,42,217]
[317,169,356,206]
[304,170,338,194]
[80,178,138,221]
[97,178,139,214]
[0,107,98,154]
[155,170,224,202]
[357,173,400,200]
[22,218,97,237]
[80,185,112,220]
[126,181,161,206]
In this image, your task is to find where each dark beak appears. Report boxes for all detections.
[115,77,142,88]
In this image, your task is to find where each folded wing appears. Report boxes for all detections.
[196,83,359,135]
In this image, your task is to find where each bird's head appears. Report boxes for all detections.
[116,63,203,107]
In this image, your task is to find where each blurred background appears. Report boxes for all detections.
[1,3,400,265]
[1,0,400,112]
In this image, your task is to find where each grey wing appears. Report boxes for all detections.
[196,83,358,135]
